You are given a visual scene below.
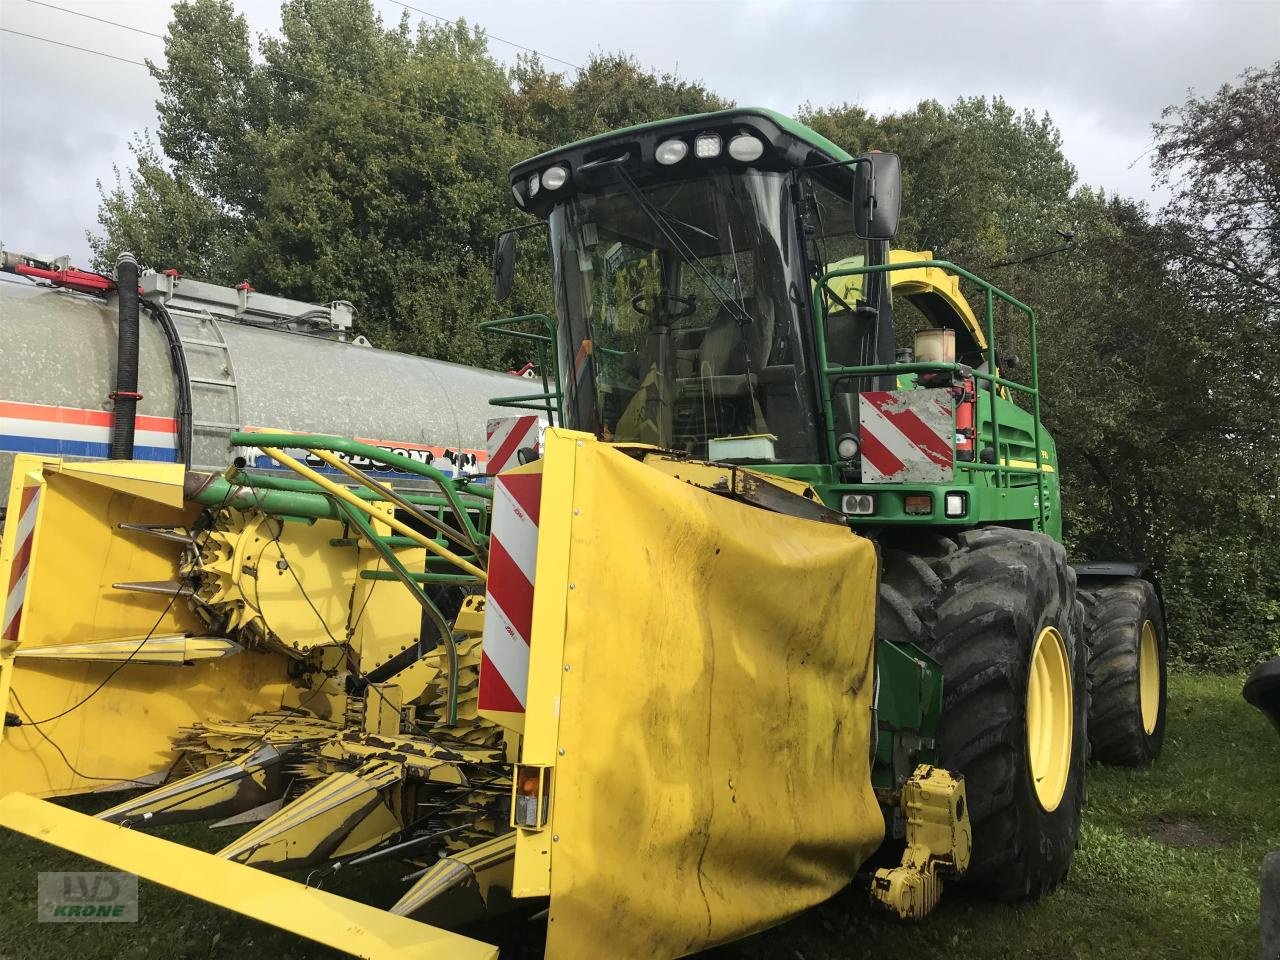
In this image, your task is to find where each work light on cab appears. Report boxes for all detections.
[542,165,569,190]
[655,139,688,165]
[728,133,764,161]
[694,133,722,159]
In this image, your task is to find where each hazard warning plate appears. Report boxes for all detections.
[858,389,955,483]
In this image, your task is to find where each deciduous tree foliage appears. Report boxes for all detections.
[90,5,1277,667]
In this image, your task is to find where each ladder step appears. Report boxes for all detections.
[181,337,232,349]
[190,376,237,387]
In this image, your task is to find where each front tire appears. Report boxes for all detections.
[881,527,1088,901]
[1080,577,1167,765]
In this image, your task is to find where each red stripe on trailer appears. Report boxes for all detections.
[2,484,42,642]
[859,427,906,478]
[501,471,541,526]
[478,653,525,714]
[486,416,540,476]
[486,540,534,643]
[864,392,953,469]
[478,471,543,725]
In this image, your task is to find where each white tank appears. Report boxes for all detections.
[0,275,537,498]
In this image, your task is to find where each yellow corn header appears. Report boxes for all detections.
[0,428,968,957]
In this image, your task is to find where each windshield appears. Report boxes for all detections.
[548,169,821,462]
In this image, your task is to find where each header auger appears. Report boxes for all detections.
[1,106,1168,958]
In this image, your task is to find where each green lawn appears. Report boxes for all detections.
[0,671,1274,960]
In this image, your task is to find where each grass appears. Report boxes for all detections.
[0,671,1275,960]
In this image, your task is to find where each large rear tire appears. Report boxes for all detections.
[1080,577,1167,765]
[880,526,1087,901]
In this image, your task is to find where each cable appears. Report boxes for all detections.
[0,27,147,67]
[13,2,551,150]
[9,687,182,786]
[12,587,183,725]
[24,0,166,39]
[384,0,583,72]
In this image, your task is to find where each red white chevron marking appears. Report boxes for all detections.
[858,390,954,483]
[478,472,542,716]
[485,416,541,476]
[2,483,42,642]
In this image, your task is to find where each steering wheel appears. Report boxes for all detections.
[630,292,697,321]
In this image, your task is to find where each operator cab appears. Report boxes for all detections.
[496,108,889,465]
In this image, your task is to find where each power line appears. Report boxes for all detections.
[24,0,166,40]
[7,5,549,149]
[384,0,583,73]
[0,27,147,68]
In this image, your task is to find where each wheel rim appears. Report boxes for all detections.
[1027,625,1072,813]
[1139,620,1160,735]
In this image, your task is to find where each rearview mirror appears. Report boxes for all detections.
[492,230,517,303]
[853,151,902,241]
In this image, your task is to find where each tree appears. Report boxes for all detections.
[89,0,724,368]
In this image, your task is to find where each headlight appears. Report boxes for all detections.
[944,492,968,518]
[694,133,722,159]
[511,184,525,207]
[836,434,859,460]
[655,139,688,165]
[841,493,875,516]
[728,134,764,161]
[527,173,540,197]
[541,164,568,190]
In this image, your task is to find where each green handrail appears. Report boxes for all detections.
[812,259,1046,530]
[479,313,563,425]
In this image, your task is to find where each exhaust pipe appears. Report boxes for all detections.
[110,252,141,459]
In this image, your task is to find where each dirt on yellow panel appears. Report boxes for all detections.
[526,431,883,959]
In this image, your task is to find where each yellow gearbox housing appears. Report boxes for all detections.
[871,764,972,920]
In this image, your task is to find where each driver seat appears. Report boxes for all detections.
[696,297,773,382]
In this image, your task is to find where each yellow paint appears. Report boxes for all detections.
[0,456,289,798]
[1139,620,1159,735]
[1003,458,1056,474]
[871,765,972,920]
[1027,625,1072,812]
[511,431,581,897]
[516,431,884,959]
[52,459,188,507]
[828,250,989,351]
[0,792,499,960]
[639,452,820,499]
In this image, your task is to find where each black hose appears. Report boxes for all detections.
[110,253,141,459]
[148,300,193,468]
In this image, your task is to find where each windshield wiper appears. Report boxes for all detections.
[613,167,760,335]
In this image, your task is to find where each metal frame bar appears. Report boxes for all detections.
[478,314,563,425]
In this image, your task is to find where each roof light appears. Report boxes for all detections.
[728,134,764,161]
[655,139,688,165]
[527,173,540,197]
[694,133,722,159]
[542,164,569,190]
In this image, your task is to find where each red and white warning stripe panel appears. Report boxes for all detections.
[858,390,955,484]
[2,483,43,643]
[486,416,541,476]
[478,471,542,730]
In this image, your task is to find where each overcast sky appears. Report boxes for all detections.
[1,0,1276,268]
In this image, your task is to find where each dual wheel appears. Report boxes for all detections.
[878,527,1166,901]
